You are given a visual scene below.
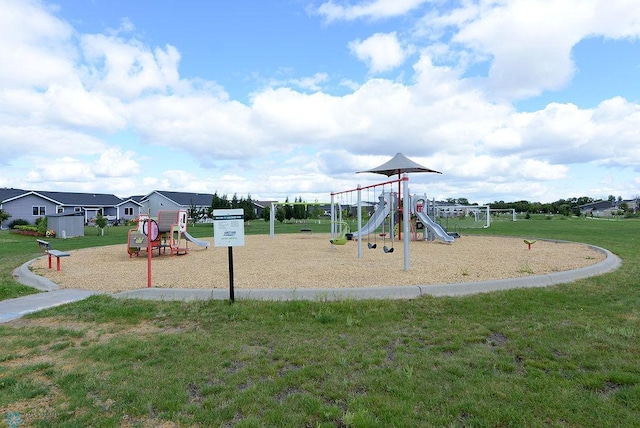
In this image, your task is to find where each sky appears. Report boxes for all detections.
[1,0,639,204]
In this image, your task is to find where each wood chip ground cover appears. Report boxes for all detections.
[30,235,605,293]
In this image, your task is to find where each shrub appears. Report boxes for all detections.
[35,217,48,236]
[8,219,30,229]
[15,225,39,232]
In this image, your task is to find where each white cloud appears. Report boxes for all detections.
[129,93,260,162]
[0,0,77,88]
[25,156,94,183]
[316,0,429,22]
[289,73,330,91]
[93,148,141,177]
[424,0,640,100]
[80,33,181,99]
[1,0,639,203]
[0,124,107,161]
[349,32,407,73]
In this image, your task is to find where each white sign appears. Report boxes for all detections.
[213,209,245,247]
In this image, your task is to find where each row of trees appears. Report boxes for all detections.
[191,193,637,223]
[187,194,328,224]
[186,192,259,223]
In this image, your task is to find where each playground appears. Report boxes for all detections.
[29,233,605,293]
[24,154,612,294]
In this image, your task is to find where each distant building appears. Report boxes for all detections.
[579,199,638,217]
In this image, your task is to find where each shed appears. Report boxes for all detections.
[47,212,85,238]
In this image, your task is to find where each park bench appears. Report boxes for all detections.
[37,239,70,271]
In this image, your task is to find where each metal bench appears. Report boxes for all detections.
[37,239,70,271]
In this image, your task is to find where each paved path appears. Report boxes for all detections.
[1,244,622,324]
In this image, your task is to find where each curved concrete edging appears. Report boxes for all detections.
[13,257,61,291]
[113,242,622,302]
[11,242,622,304]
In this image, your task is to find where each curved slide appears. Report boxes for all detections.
[183,231,210,248]
[415,211,454,243]
[351,193,391,239]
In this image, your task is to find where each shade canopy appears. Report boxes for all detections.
[357,152,442,177]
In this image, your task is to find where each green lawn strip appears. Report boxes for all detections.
[0,218,639,425]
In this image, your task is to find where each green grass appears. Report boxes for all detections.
[0,217,639,426]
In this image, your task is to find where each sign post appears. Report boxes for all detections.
[213,209,245,303]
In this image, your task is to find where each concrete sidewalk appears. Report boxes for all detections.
[1,244,622,324]
[0,289,99,323]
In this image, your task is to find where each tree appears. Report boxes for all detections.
[620,202,629,213]
[284,197,294,221]
[239,194,257,221]
[187,202,202,224]
[261,206,271,221]
[211,192,230,210]
[293,196,306,219]
[95,213,107,236]
[0,209,10,226]
[275,207,286,223]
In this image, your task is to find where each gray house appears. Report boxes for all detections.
[579,199,638,217]
[140,190,215,218]
[0,188,139,228]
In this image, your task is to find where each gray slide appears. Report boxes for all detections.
[352,193,392,239]
[183,231,210,248]
[415,210,454,243]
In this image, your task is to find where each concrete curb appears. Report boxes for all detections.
[12,257,61,291]
[113,243,621,302]
[5,241,622,318]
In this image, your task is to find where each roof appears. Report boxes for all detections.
[0,188,28,203]
[255,200,278,208]
[579,201,617,211]
[117,196,144,206]
[1,189,123,207]
[357,152,442,177]
[143,190,214,206]
[35,191,123,207]
[46,212,85,218]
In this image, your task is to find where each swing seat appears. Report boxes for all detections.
[330,237,348,245]
[383,246,394,253]
[367,242,377,249]
[330,221,349,246]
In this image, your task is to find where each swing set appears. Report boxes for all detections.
[330,174,412,271]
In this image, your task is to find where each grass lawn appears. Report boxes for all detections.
[0,216,639,426]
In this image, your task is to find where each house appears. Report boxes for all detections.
[140,190,215,218]
[254,200,278,218]
[0,188,141,228]
[116,196,145,224]
[579,199,638,217]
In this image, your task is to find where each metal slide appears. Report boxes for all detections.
[415,210,454,243]
[351,193,392,239]
[183,231,210,248]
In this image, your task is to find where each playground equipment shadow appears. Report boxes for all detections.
[1,245,621,324]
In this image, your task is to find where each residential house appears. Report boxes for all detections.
[579,199,638,217]
[140,190,215,218]
[0,188,141,228]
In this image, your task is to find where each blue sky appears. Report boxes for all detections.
[1,0,639,204]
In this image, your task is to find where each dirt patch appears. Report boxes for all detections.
[29,234,605,293]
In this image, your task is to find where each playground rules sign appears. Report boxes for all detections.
[213,209,245,247]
